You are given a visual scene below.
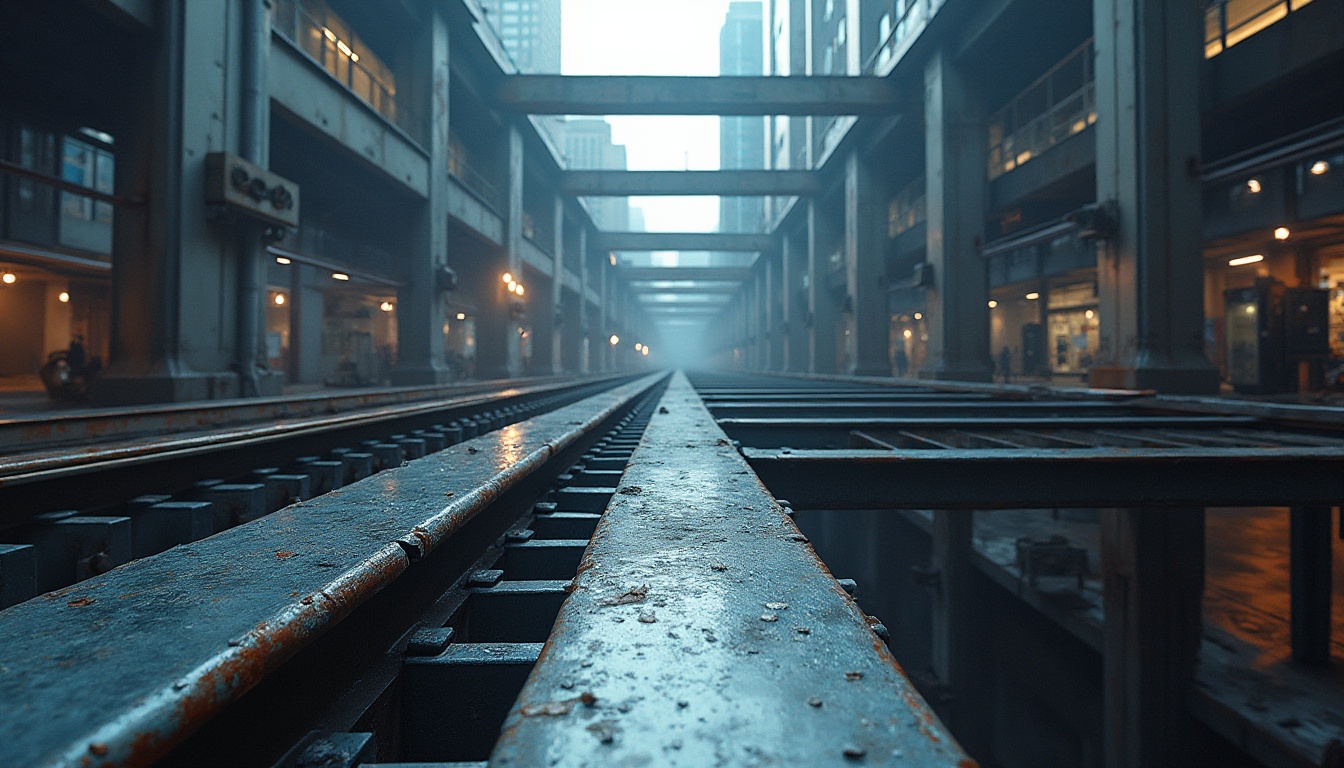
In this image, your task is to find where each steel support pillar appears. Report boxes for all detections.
[479,124,526,379]
[765,255,782,370]
[844,151,890,376]
[1290,506,1334,665]
[100,0,261,404]
[930,509,990,756]
[807,200,839,373]
[1100,508,1205,768]
[1089,0,1218,393]
[579,230,591,374]
[921,49,992,383]
[392,7,452,386]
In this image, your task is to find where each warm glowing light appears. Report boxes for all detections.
[641,347,649,356]
[609,254,617,266]
[988,300,998,308]
[275,257,292,265]
[350,52,359,63]
[1244,305,1257,315]
[913,312,922,320]
[903,329,913,339]
[1228,254,1264,267]
[336,40,353,57]
[502,272,514,284]
[273,293,286,306]
[1,273,14,285]
[1025,292,1040,301]
[456,313,467,321]
[1273,227,1290,241]
[323,27,336,41]
[58,291,70,303]
[380,301,394,312]
[634,343,643,352]
[332,273,350,281]
[1085,309,1094,319]
[1245,178,1262,194]
[609,335,620,346]
[515,284,525,296]
[1310,160,1330,176]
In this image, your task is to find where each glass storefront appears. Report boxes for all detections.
[1045,282,1100,375]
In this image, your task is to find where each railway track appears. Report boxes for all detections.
[1,371,1340,767]
[0,375,635,607]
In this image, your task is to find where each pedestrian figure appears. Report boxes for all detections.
[998,347,1013,384]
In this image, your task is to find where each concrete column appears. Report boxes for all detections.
[922,49,992,382]
[1090,0,1218,392]
[844,151,890,376]
[807,200,838,373]
[781,232,807,371]
[392,6,451,386]
[578,230,591,374]
[765,255,780,370]
[598,256,610,372]
[548,195,564,375]
[100,0,251,404]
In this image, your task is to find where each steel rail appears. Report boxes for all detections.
[0,376,629,486]
[0,374,666,768]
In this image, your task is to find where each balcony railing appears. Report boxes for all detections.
[273,0,425,146]
[987,40,1095,181]
[1205,0,1314,58]
[448,132,503,211]
[865,0,945,75]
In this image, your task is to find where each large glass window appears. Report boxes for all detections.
[1205,0,1314,58]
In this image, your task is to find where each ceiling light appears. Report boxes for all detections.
[275,257,292,265]
[1,273,15,284]
[1228,254,1264,267]
[902,329,913,339]
[502,272,514,284]
[913,312,922,320]
[1025,292,1040,301]
[609,334,620,346]
[332,273,350,281]
[380,301,394,312]
[1085,309,1094,319]
[988,300,998,308]
[274,293,286,306]
[609,254,617,266]
[515,285,525,296]
[58,291,70,303]
[456,313,467,321]
[1310,160,1329,176]
[1273,227,1290,241]
[1245,178,1262,194]
[641,347,649,356]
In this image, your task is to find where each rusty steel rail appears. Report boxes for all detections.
[490,372,971,766]
[0,376,626,485]
[0,374,665,768]
[0,374,618,453]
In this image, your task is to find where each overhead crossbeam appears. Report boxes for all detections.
[560,170,822,197]
[598,232,774,252]
[627,281,741,294]
[618,267,753,282]
[493,75,902,115]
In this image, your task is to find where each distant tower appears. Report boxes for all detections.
[479,0,562,74]
[719,2,765,235]
[550,118,629,232]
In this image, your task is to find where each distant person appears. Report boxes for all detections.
[894,345,909,377]
[998,347,1013,384]
[67,335,87,375]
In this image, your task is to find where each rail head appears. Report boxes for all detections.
[0,374,664,768]
[491,372,972,767]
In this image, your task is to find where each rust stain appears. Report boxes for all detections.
[66,597,95,608]
[275,551,295,559]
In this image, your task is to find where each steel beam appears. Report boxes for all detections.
[598,232,775,252]
[490,373,969,766]
[627,282,741,294]
[617,267,753,283]
[743,447,1344,509]
[559,170,822,197]
[493,75,902,115]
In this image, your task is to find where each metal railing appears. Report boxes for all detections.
[272,0,425,145]
[987,40,1095,181]
[448,132,503,211]
[864,0,945,75]
[1205,0,1314,58]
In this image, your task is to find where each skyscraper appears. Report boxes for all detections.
[551,118,630,232]
[719,2,765,235]
[479,0,562,74]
